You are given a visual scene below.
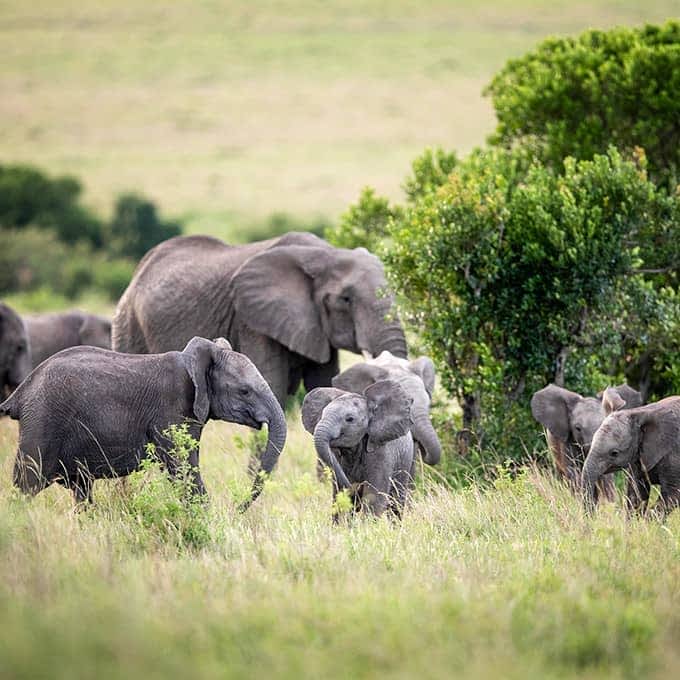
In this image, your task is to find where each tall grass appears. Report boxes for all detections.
[0,409,678,679]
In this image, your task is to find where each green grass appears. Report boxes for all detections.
[2,0,678,238]
[1,411,679,679]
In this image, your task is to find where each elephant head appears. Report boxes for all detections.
[0,302,31,397]
[301,380,413,490]
[582,396,680,509]
[230,235,407,363]
[332,351,441,465]
[181,336,287,506]
[530,383,642,480]
[78,313,111,349]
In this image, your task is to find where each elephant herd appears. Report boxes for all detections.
[0,230,678,518]
[0,232,438,516]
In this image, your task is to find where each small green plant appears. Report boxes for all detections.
[125,424,211,551]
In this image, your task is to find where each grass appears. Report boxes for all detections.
[1,410,679,679]
[2,0,678,239]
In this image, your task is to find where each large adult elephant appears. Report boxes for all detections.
[0,302,31,398]
[112,232,407,404]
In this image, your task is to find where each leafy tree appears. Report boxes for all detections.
[385,147,679,458]
[108,193,181,260]
[485,21,680,188]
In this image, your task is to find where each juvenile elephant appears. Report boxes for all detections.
[301,380,414,518]
[0,302,31,398]
[25,310,111,368]
[112,232,407,406]
[332,350,441,466]
[0,337,286,507]
[530,383,642,496]
[582,395,680,516]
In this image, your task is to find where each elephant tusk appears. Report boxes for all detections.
[362,350,373,361]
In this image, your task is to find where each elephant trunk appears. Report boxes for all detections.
[241,394,287,511]
[313,419,352,491]
[581,457,601,514]
[370,321,407,360]
[412,409,441,466]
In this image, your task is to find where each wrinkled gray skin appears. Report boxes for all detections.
[0,302,31,398]
[332,351,441,466]
[531,383,643,498]
[0,337,286,507]
[25,310,111,368]
[112,232,407,406]
[301,380,414,518]
[583,395,680,516]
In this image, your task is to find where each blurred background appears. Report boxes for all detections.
[1,0,677,311]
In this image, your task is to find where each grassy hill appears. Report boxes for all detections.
[2,0,678,240]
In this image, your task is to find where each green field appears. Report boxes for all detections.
[1,413,679,679]
[2,0,678,239]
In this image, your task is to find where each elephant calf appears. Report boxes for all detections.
[0,337,286,507]
[583,394,680,516]
[0,302,31,398]
[302,380,414,518]
[24,309,111,369]
[332,350,441,467]
[530,383,642,497]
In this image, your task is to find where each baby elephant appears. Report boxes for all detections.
[332,351,441,466]
[302,380,414,518]
[0,337,286,507]
[583,393,680,516]
[531,383,642,496]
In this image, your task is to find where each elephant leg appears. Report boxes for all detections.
[303,350,340,392]
[70,469,94,506]
[597,473,617,502]
[152,426,207,498]
[625,461,651,515]
[388,468,414,520]
[12,448,49,496]
[657,457,680,519]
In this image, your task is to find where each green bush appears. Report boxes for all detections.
[486,21,680,188]
[0,164,104,247]
[108,193,181,260]
[124,424,211,552]
[385,147,679,460]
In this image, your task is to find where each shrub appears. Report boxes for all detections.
[107,193,181,260]
[125,424,211,551]
[486,21,680,188]
[385,147,679,459]
[0,164,104,247]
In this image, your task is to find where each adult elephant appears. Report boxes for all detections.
[0,302,31,398]
[112,232,407,405]
[24,310,111,368]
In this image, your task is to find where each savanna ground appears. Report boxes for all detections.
[3,1,680,677]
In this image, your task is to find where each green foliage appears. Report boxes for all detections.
[486,20,680,187]
[108,193,181,259]
[402,147,458,202]
[0,164,104,247]
[386,147,679,459]
[125,424,211,551]
[0,228,135,302]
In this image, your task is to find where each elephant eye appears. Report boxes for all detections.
[574,425,582,432]
[340,294,351,305]
[239,386,250,396]
[345,415,354,423]
[611,449,620,458]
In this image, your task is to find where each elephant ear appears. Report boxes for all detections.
[602,387,626,416]
[332,362,388,393]
[229,245,333,364]
[408,356,436,397]
[301,387,348,433]
[613,383,643,409]
[530,384,582,442]
[180,336,217,423]
[212,337,232,351]
[637,400,680,472]
[364,379,413,450]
